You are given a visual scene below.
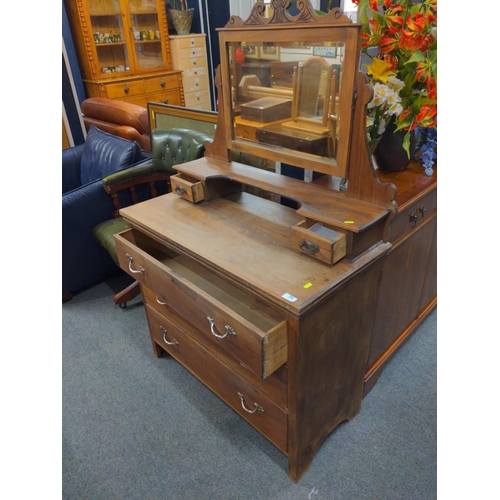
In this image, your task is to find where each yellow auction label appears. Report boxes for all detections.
[303,283,312,289]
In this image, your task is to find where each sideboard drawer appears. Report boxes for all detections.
[106,79,145,99]
[139,90,184,106]
[114,228,288,379]
[144,74,179,93]
[146,303,288,452]
[389,188,437,242]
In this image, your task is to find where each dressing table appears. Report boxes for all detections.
[113,0,436,481]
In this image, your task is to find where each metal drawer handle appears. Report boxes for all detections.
[419,205,427,218]
[156,296,167,305]
[408,212,419,225]
[124,86,130,94]
[299,239,319,255]
[160,79,165,87]
[174,184,187,196]
[126,253,145,274]
[238,393,264,414]
[207,317,236,339]
[160,326,178,346]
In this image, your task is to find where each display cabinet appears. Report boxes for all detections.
[113,0,436,482]
[64,0,185,108]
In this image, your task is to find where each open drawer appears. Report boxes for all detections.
[170,173,204,203]
[291,219,346,265]
[114,228,288,378]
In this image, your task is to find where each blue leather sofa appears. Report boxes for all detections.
[62,127,150,301]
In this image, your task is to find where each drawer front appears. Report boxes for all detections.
[106,79,145,99]
[187,101,212,111]
[184,66,206,78]
[176,55,208,71]
[178,46,205,59]
[146,303,288,452]
[291,220,346,265]
[235,123,257,141]
[184,89,210,108]
[114,229,288,379]
[143,90,184,106]
[170,173,205,203]
[182,74,209,93]
[390,188,437,242]
[122,90,183,108]
[144,74,179,93]
[144,287,288,411]
[172,35,205,50]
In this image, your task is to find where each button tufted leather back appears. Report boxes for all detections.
[151,128,213,174]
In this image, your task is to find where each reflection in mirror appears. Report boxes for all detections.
[231,41,345,162]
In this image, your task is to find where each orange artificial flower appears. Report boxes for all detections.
[415,104,437,128]
[427,79,437,100]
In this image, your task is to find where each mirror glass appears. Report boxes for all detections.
[229,41,345,163]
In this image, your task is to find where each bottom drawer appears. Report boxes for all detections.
[123,90,183,108]
[143,287,288,411]
[184,90,210,107]
[146,303,288,453]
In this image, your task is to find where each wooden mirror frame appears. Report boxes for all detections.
[214,0,361,179]
[283,56,334,132]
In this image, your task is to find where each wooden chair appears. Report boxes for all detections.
[92,171,172,307]
[92,127,212,307]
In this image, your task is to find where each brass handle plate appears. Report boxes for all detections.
[174,184,187,196]
[299,239,319,255]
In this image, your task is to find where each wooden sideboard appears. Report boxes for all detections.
[366,161,437,394]
[65,0,185,108]
[313,161,437,395]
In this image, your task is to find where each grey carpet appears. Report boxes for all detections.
[62,273,436,500]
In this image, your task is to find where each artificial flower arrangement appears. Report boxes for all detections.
[364,58,405,146]
[356,0,437,173]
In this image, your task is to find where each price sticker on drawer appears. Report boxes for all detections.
[282,292,298,303]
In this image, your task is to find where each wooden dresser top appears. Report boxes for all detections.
[120,191,390,315]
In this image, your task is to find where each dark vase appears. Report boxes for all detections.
[373,119,416,172]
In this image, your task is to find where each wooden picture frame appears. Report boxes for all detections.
[147,102,218,138]
[241,43,261,59]
[313,45,337,58]
[260,44,280,61]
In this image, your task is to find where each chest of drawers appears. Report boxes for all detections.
[115,175,391,481]
[169,34,212,111]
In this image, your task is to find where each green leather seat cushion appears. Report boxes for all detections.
[92,217,129,265]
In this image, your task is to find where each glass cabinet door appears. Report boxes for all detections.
[88,0,131,76]
[128,0,165,72]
